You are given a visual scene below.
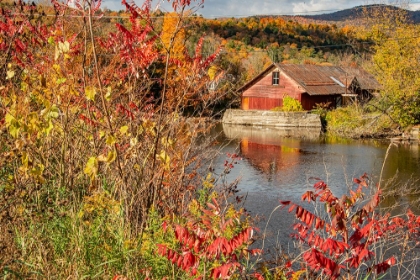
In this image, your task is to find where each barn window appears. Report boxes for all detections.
[272,71,279,85]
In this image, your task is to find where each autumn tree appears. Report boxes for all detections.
[161,12,186,59]
[364,1,420,127]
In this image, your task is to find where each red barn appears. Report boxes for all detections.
[238,63,372,111]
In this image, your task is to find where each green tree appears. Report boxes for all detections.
[365,2,420,127]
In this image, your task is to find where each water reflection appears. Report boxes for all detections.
[212,123,420,262]
[378,144,420,213]
[217,123,419,213]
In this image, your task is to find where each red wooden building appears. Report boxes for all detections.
[238,63,380,111]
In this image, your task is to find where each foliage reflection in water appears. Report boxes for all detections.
[211,123,420,234]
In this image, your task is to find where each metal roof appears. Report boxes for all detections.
[237,63,382,96]
[277,64,348,96]
[340,66,383,91]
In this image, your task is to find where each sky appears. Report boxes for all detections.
[100,0,420,17]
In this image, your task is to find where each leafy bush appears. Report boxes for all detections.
[270,97,304,112]
[0,0,221,277]
[261,174,420,280]
[138,157,261,279]
[311,102,332,129]
[325,104,398,138]
[282,96,304,112]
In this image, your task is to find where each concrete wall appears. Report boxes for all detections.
[222,109,322,128]
[223,123,321,141]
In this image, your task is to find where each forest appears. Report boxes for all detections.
[0,0,419,279]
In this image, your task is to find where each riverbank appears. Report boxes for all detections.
[320,105,419,142]
[219,108,416,142]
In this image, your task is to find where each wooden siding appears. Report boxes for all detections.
[242,70,305,110]
[241,97,282,110]
[301,93,338,110]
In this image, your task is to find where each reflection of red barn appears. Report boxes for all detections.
[240,138,301,174]
[238,63,381,111]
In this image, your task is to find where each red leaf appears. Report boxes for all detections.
[303,249,343,279]
[302,191,315,202]
[373,256,396,274]
[288,204,297,213]
[280,200,291,205]
[314,181,327,190]
[252,272,264,280]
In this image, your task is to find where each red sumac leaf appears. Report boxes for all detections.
[296,206,304,218]
[354,178,361,184]
[280,200,291,205]
[302,191,315,202]
[314,181,327,190]
[157,244,167,256]
[372,256,396,274]
[288,203,297,213]
[176,255,183,268]
[252,272,264,280]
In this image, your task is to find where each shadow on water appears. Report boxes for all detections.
[209,123,420,257]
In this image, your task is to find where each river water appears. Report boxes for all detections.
[209,123,420,253]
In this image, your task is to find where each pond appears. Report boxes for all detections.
[209,123,420,252]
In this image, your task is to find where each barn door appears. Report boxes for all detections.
[242,97,249,110]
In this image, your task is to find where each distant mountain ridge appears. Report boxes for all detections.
[300,4,420,24]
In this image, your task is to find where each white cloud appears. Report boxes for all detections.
[99,0,420,17]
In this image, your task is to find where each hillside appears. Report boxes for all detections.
[301,4,420,24]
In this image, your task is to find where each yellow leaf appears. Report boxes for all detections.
[158,150,170,169]
[97,149,117,163]
[106,149,117,163]
[105,87,112,101]
[85,86,96,101]
[4,113,15,127]
[5,113,20,138]
[106,135,116,146]
[208,65,218,81]
[291,269,307,280]
[56,77,67,85]
[119,125,129,135]
[21,152,29,168]
[84,157,98,180]
[44,120,54,135]
[31,163,45,184]
[53,64,61,72]
[47,36,54,45]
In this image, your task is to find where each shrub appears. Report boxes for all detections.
[0,0,220,277]
[282,96,304,112]
[270,174,420,279]
[325,104,399,138]
[139,156,261,279]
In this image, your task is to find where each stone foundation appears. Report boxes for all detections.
[222,123,321,140]
[222,109,322,128]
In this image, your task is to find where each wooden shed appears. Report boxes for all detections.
[238,63,377,111]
